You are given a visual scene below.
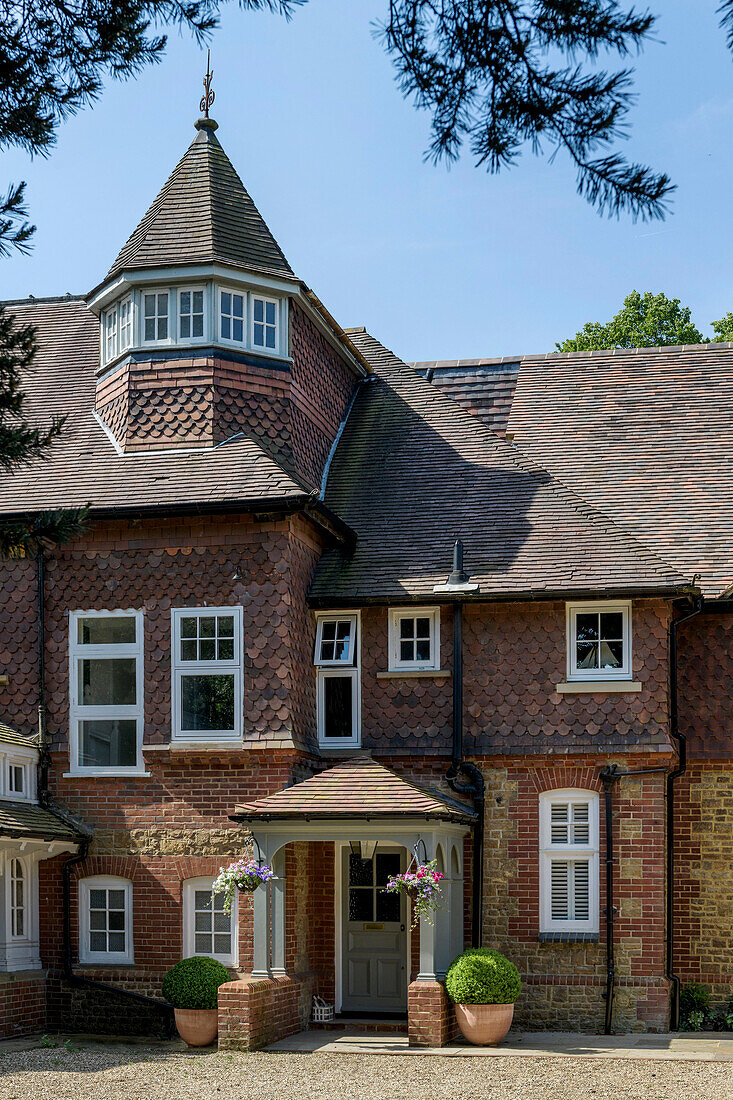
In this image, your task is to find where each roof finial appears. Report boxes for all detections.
[200,49,215,118]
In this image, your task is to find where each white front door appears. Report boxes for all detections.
[341,846,407,1013]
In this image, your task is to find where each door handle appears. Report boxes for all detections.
[400,924,405,932]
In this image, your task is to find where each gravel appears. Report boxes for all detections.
[1,1045,732,1100]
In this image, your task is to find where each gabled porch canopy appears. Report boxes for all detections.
[230,758,476,986]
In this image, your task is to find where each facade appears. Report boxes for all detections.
[0,111,732,1047]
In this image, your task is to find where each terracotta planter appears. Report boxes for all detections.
[454,1002,514,1046]
[174,1007,219,1047]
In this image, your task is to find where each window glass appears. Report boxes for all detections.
[398,616,432,663]
[318,619,354,664]
[104,307,117,362]
[179,613,235,662]
[79,720,137,769]
[77,616,136,646]
[192,888,232,957]
[119,297,132,351]
[323,675,353,739]
[8,764,24,794]
[575,609,624,671]
[10,860,24,937]
[220,291,245,342]
[180,674,235,732]
[252,297,277,350]
[87,886,127,954]
[78,658,136,707]
[143,292,168,341]
[180,289,205,339]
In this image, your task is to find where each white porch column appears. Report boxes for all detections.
[433,839,454,978]
[250,879,272,979]
[416,836,438,981]
[270,848,286,976]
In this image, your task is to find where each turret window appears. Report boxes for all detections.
[220,290,245,343]
[143,291,169,342]
[104,307,118,361]
[119,297,132,351]
[179,288,205,340]
[252,296,278,351]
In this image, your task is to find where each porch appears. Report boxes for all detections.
[220,757,476,1050]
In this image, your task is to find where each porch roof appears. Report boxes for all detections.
[0,799,83,842]
[231,757,476,824]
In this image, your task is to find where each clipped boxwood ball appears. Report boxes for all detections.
[162,956,231,1010]
[445,948,522,1005]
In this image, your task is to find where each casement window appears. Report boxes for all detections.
[388,607,440,671]
[68,610,144,775]
[79,876,133,965]
[171,607,244,742]
[0,853,40,971]
[251,296,278,352]
[183,878,237,966]
[143,291,169,342]
[7,762,25,798]
[179,287,205,340]
[539,790,599,934]
[566,601,632,681]
[9,859,24,938]
[104,305,118,362]
[220,289,245,344]
[314,613,360,747]
[119,296,132,352]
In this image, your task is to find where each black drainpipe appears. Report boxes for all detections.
[36,548,50,807]
[666,596,702,1030]
[444,543,485,947]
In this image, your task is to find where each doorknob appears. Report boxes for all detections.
[400,924,405,932]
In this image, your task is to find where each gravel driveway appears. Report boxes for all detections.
[1,1045,732,1100]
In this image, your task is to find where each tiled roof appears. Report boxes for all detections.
[309,331,688,603]
[0,799,81,841]
[107,122,293,281]
[506,344,733,598]
[412,358,520,435]
[0,722,37,749]
[0,297,312,515]
[232,756,475,821]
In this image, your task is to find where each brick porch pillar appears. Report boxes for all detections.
[408,979,458,1047]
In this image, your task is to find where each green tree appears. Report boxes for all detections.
[556,291,704,352]
[711,313,733,343]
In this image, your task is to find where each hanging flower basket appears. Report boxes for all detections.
[385,859,444,929]
[212,858,274,913]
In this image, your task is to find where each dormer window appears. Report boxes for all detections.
[104,307,118,362]
[143,291,169,342]
[119,297,132,350]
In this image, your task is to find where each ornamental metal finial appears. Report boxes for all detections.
[200,50,215,118]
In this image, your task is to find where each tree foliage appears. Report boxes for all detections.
[711,312,733,344]
[556,290,705,352]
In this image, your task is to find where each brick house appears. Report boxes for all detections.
[0,112,731,1046]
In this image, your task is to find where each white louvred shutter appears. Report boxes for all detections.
[570,802,590,844]
[572,860,590,921]
[550,861,570,920]
[551,803,569,843]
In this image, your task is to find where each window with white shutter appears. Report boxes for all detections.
[539,790,599,934]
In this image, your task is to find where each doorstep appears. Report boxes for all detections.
[266,1030,733,1061]
[311,1016,407,1034]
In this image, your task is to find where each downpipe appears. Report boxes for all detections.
[445,598,485,947]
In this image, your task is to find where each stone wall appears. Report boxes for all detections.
[673,762,733,1006]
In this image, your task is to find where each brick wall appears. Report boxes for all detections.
[0,971,47,1037]
[673,762,733,1005]
[218,975,303,1050]
[481,754,670,1032]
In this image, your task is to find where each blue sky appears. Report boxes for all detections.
[2,0,733,360]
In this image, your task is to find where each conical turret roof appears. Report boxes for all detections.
[107,120,294,281]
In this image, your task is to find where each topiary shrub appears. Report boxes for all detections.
[445,948,522,1005]
[162,957,231,1010]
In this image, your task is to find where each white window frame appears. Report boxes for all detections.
[539,789,599,934]
[103,304,118,364]
[218,286,247,346]
[566,600,632,682]
[78,876,134,965]
[315,612,361,749]
[142,289,172,345]
[251,294,280,355]
[171,607,244,743]
[178,286,207,343]
[6,759,28,799]
[183,877,238,967]
[68,609,145,777]
[388,607,440,671]
[118,295,133,353]
[1,852,41,971]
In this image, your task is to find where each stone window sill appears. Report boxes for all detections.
[376,669,451,679]
[63,771,151,779]
[538,932,599,944]
[143,741,245,753]
[555,681,641,694]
